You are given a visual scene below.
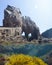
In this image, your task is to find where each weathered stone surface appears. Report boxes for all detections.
[3,5,22,27]
[3,5,40,40]
[22,16,40,40]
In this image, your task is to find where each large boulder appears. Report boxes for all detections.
[3,5,22,27]
[3,5,40,40]
[22,16,40,40]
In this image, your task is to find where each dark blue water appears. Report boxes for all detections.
[0,43,52,57]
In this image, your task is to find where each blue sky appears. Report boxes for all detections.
[0,0,52,33]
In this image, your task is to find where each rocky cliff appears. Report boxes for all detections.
[3,5,40,40]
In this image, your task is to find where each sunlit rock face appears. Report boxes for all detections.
[3,5,22,27]
[3,5,40,40]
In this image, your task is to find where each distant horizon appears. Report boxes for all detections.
[0,0,52,33]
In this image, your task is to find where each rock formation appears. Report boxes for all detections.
[3,5,22,27]
[22,16,40,40]
[3,5,40,40]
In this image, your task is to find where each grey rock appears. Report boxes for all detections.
[3,5,40,40]
[22,16,40,40]
[3,5,22,27]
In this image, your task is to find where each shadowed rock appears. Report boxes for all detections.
[22,16,40,40]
